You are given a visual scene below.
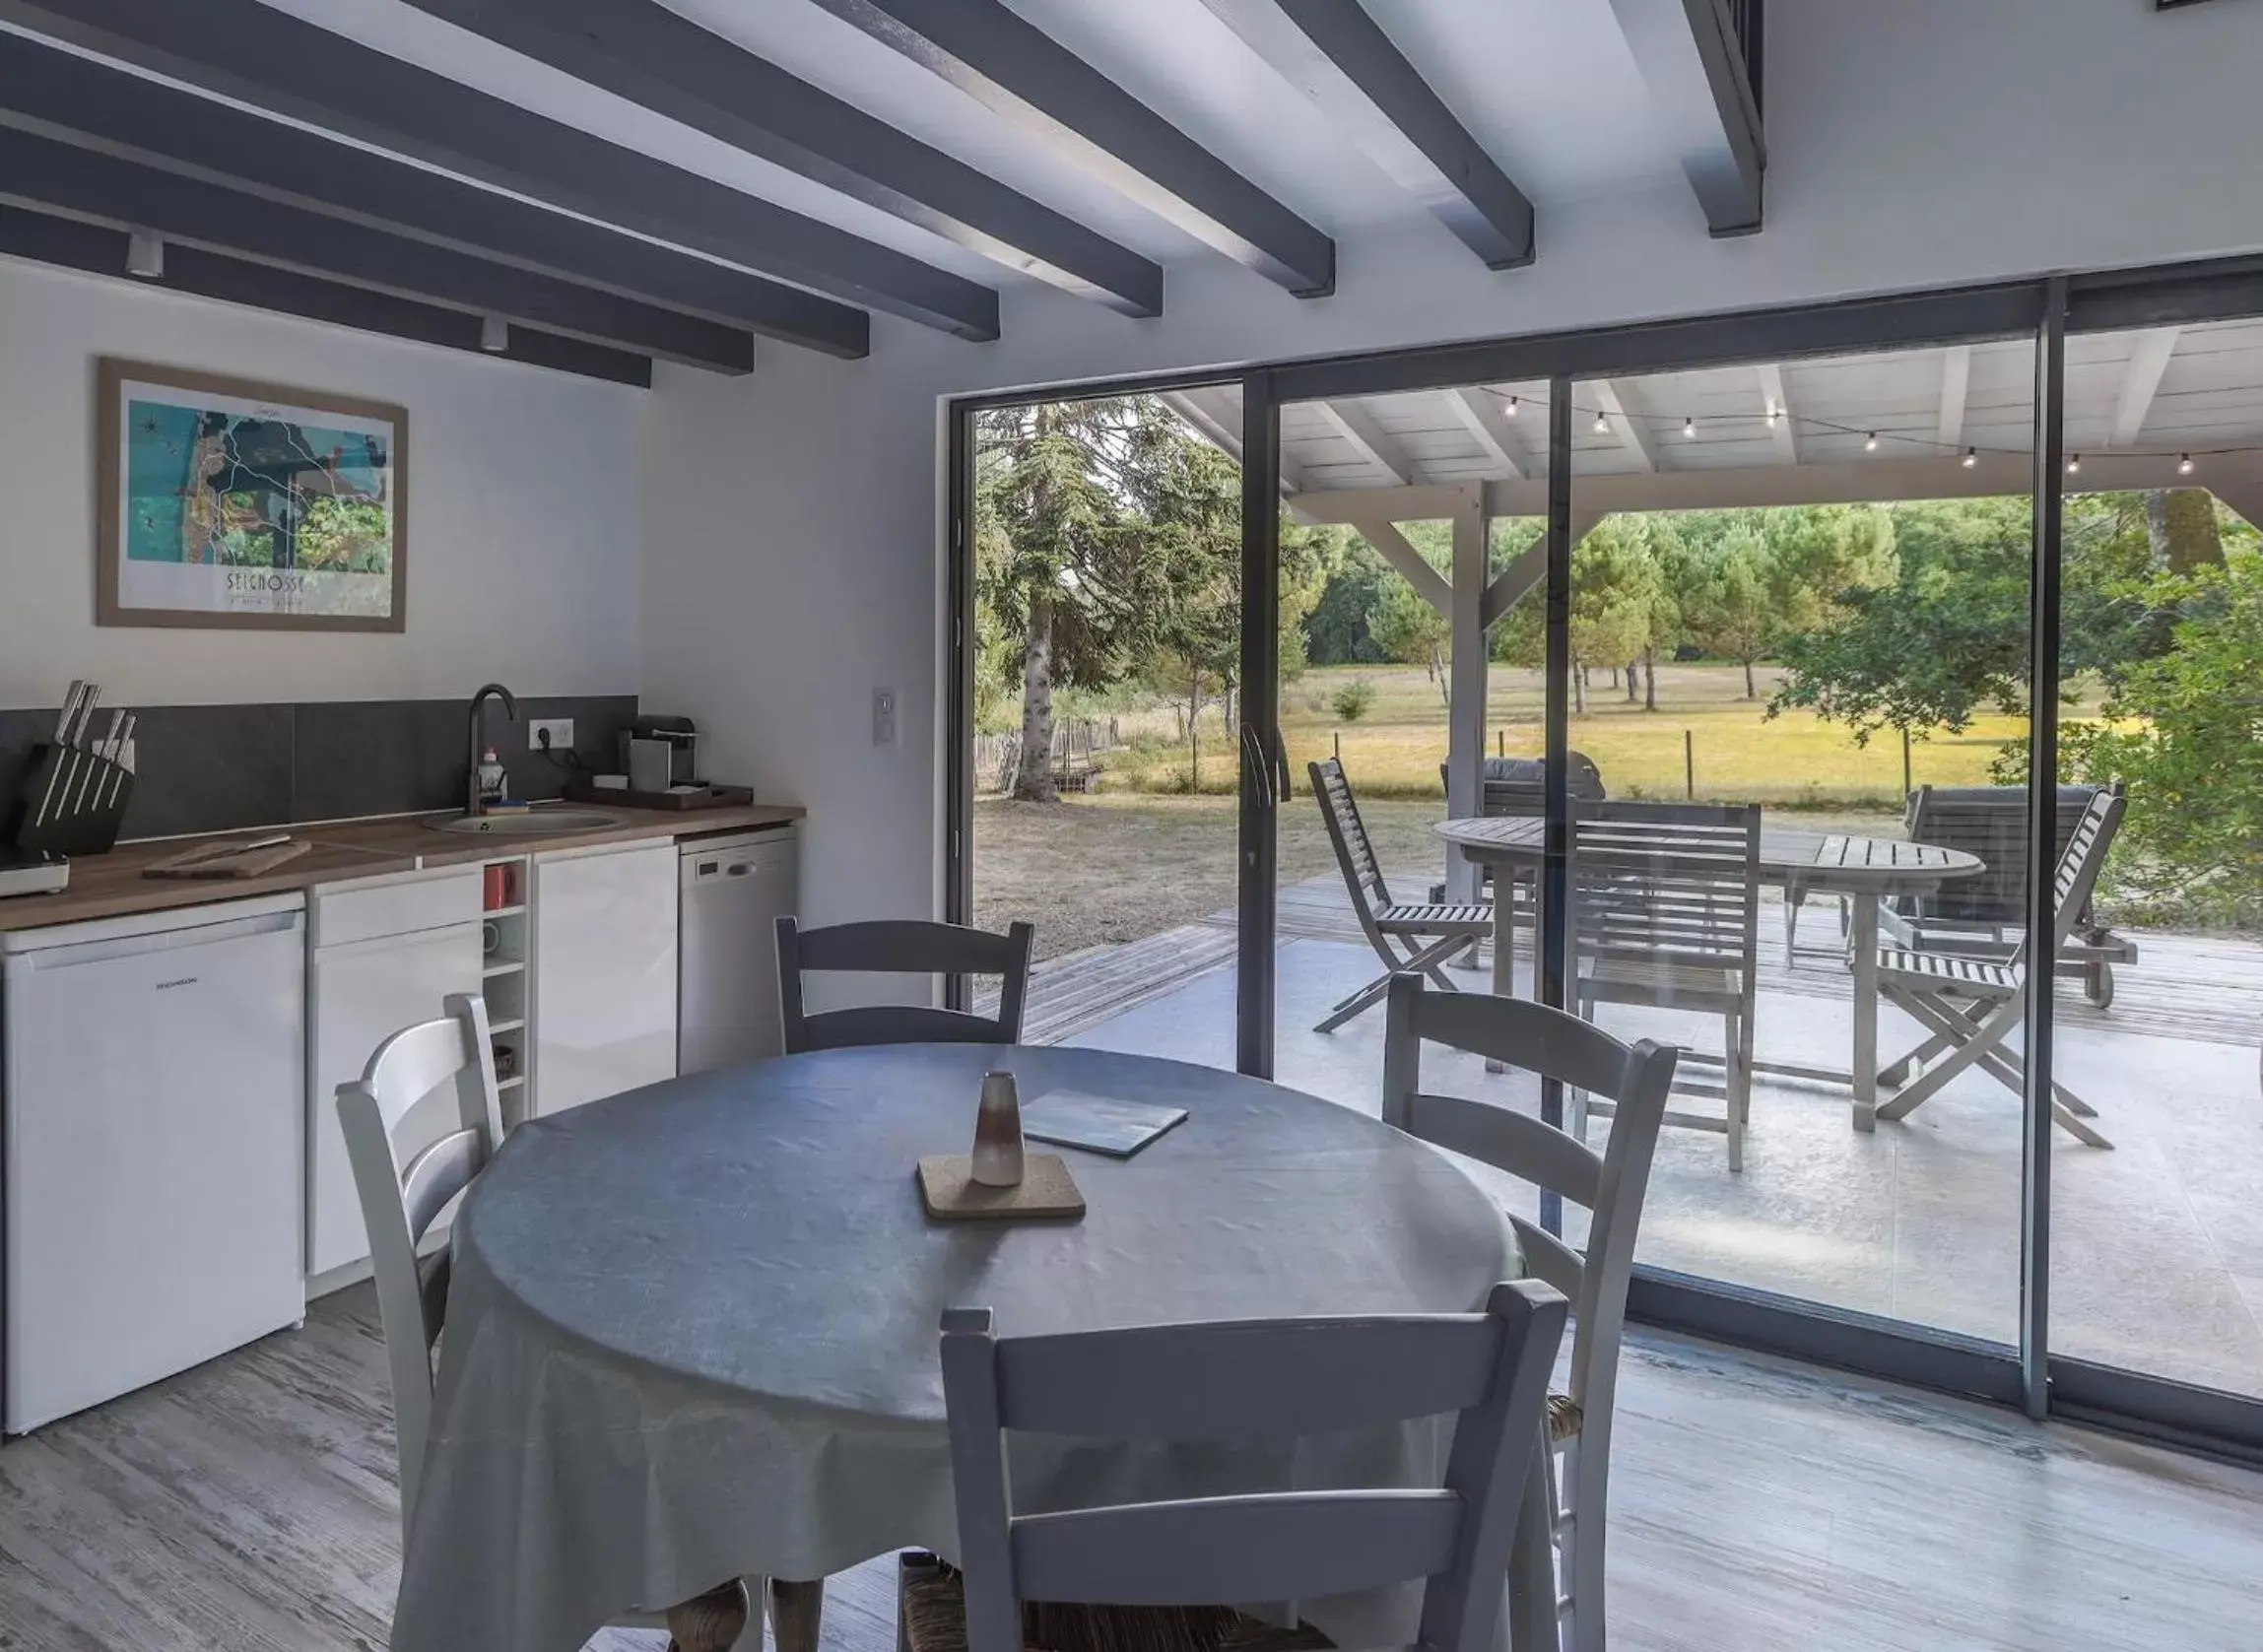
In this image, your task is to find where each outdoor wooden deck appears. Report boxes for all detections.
[998,872,2263,1052]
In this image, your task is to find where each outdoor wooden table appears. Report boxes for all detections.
[1436,815,1983,1127]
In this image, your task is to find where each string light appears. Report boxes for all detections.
[1764,402,1778,428]
[2179,453,2196,475]
[1500,394,1518,417]
[1962,447,1977,468]
[2066,454,2082,475]
[1683,416,1697,438]
[1592,410,1611,435]
[1864,432,1880,452]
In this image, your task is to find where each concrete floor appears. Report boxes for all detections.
[1063,933,2263,1401]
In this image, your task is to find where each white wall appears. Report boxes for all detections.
[0,257,644,708]
[638,0,2263,926]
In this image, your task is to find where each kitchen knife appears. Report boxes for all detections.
[28,681,87,829]
[99,711,137,814]
[52,683,100,827]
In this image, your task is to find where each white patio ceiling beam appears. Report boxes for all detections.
[1158,387,1305,495]
[1442,387,1527,480]
[1342,514,1451,615]
[2110,327,2180,448]
[1316,399,1421,486]
[1936,346,1970,448]
[1589,378,1659,472]
[1758,363,1799,465]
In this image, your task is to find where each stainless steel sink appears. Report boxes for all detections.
[424,810,631,835]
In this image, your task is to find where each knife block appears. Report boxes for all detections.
[10,740,135,857]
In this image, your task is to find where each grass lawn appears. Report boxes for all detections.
[982,661,2098,958]
[1099,661,2078,809]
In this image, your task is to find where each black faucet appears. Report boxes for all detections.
[466,684,519,816]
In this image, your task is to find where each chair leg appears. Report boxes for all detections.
[1874,992,2023,1121]
[1315,971,1394,1034]
[1506,1432,1560,1652]
[1564,1426,1608,1652]
[1723,1010,1745,1174]
[1783,886,1804,966]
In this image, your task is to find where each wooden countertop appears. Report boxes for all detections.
[0,802,803,934]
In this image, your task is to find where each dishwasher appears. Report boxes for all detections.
[2,894,306,1432]
[678,827,797,1075]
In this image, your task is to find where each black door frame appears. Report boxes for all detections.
[943,257,2263,1467]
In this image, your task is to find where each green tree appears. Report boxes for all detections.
[1364,535,1451,704]
[2061,548,2263,922]
[1678,525,1774,698]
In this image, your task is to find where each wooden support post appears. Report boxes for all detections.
[1685,728,1695,799]
[1446,487,1489,899]
[1902,726,1913,800]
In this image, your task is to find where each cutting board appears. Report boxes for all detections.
[143,840,312,880]
[916,1154,1086,1222]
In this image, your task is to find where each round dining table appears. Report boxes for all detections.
[388,1042,1524,1652]
[1437,814,1982,1123]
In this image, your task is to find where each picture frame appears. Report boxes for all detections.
[96,357,408,631]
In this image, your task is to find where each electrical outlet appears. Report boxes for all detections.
[528,718,574,754]
[872,687,899,747]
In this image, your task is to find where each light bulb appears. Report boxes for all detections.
[2066,454,2082,475]
[2178,453,2196,476]
[1864,431,1879,452]
[1962,447,1977,468]
[1764,402,1778,428]
[1683,416,1697,439]
[1501,394,1518,417]
[1592,410,1611,435]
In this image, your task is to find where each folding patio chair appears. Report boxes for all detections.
[1309,758,1505,1032]
[1873,788,2126,1148]
[1570,801,1762,1171]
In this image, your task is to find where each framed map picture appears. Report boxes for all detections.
[97,358,407,630]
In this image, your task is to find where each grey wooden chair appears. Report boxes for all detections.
[1875,788,2126,1148]
[336,995,756,1646]
[1570,801,1761,1171]
[1383,972,1678,1652]
[776,916,1034,1053]
[1310,757,1502,1033]
[929,1279,1567,1652]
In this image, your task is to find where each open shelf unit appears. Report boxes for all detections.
[479,855,534,1125]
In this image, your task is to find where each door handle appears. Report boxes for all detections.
[1239,724,1274,810]
[1270,728,1292,803]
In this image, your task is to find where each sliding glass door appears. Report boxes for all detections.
[948,262,2263,1460]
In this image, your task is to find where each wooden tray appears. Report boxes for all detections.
[917,1155,1085,1222]
[143,839,311,879]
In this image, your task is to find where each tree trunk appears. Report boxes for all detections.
[1012,593,1057,802]
[1431,641,1450,707]
[1642,646,1658,711]
[1626,660,1639,703]
[1571,655,1588,715]
[2146,488,2224,573]
[1187,678,1203,791]
[1742,656,1758,700]
[1608,665,1619,690]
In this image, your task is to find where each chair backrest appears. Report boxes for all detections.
[2024,787,2126,966]
[1571,800,1760,987]
[1382,973,1677,1460]
[941,1280,1567,1652]
[1310,757,1394,920]
[776,916,1034,1054]
[334,993,503,1527]
[1437,753,1609,818]
[1904,784,2111,924]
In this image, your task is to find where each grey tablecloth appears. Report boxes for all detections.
[390,1043,1519,1652]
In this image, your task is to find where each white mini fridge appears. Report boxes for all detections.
[2,895,306,1433]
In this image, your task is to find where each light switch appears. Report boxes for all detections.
[872,687,899,747]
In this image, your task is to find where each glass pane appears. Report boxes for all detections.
[1566,344,2035,1345]
[966,391,1240,1068]
[2050,320,2263,1398]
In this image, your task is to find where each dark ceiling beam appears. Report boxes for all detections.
[0,206,652,385]
[0,0,999,341]
[1205,0,1533,268]
[399,0,1162,318]
[0,32,867,359]
[1607,0,1764,234]
[0,127,757,371]
[811,0,1335,297]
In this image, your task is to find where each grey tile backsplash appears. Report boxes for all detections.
[0,695,637,842]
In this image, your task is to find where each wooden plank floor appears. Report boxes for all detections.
[1,1286,2257,1652]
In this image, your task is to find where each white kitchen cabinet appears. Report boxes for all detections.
[305,868,485,1284]
[532,839,679,1114]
